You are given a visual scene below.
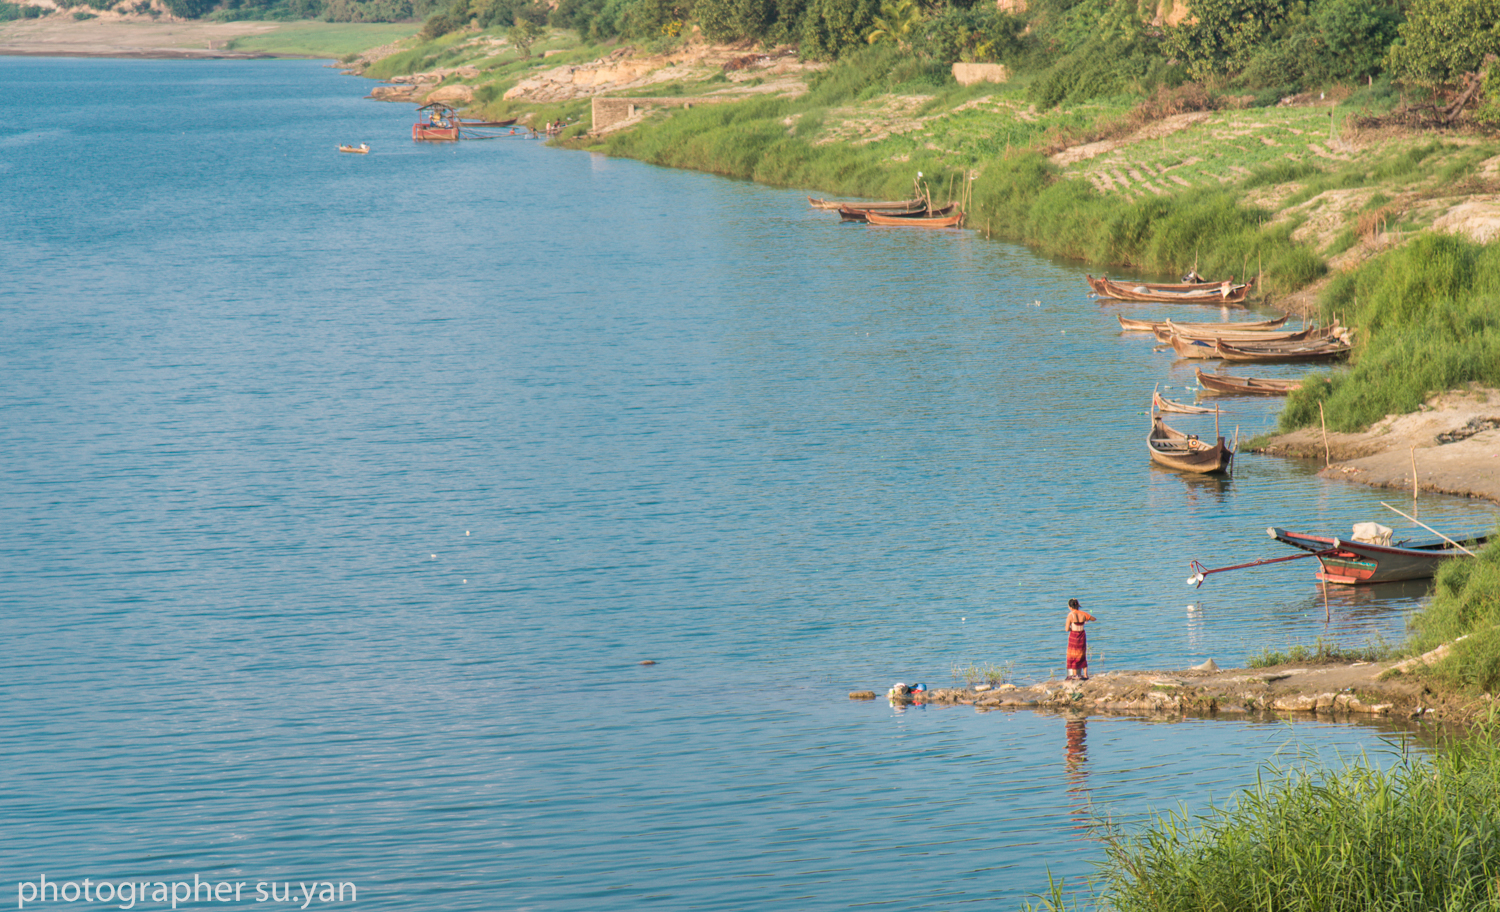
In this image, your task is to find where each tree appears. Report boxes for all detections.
[1164,0,1295,81]
[1387,0,1500,87]
[865,0,919,47]
[509,15,542,56]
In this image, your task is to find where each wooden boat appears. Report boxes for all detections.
[1148,415,1232,474]
[457,118,517,128]
[1094,274,1254,294]
[1089,275,1253,305]
[1154,320,1319,344]
[414,102,462,142]
[1118,313,1289,333]
[413,122,460,141]
[338,143,369,154]
[1152,390,1218,414]
[839,203,956,222]
[809,197,923,211]
[864,210,965,228]
[1214,337,1351,363]
[1269,526,1488,585]
[1195,368,1301,396]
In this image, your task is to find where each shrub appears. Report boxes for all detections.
[1387,0,1500,88]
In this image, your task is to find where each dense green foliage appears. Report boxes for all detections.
[1281,234,1500,432]
[1387,0,1500,88]
[0,0,47,17]
[1034,722,1500,912]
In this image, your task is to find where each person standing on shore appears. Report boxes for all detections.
[1064,598,1096,680]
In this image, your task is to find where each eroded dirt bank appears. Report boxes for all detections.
[1254,386,1500,506]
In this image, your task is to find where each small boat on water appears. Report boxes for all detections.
[457,117,518,128]
[1118,313,1289,333]
[1154,320,1320,344]
[1148,415,1233,474]
[865,210,965,228]
[338,143,370,154]
[1269,525,1489,585]
[1089,275,1254,304]
[809,197,924,211]
[1152,389,1218,414]
[1195,367,1301,396]
[414,102,461,142]
[839,203,957,222]
[1214,336,1351,363]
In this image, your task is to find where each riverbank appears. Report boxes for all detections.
[0,18,412,58]
[861,641,1483,727]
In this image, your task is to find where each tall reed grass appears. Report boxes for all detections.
[1402,519,1500,692]
[1281,234,1500,432]
[1031,719,1500,911]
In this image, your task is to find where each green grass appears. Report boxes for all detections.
[1281,234,1500,432]
[951,660,1015,687]
[1029,721,1500,911]
[1402,520,1500,692]
[226,22,415,57]
[1246,637,1396,668]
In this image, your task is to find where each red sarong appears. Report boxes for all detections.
[1066,629,1087,673]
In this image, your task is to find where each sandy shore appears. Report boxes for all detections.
[0,18,284,57]
[1255,386,1500,506]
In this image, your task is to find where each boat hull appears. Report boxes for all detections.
[1214,339,1350,363]
[1195,367,1300,396]
[865,210,965,228]
[413,124,460,142]
[1089,274,1252,304]
[1148,417,1232,474]
[1269,527,1488,584]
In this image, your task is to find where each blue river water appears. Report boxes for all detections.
[1,57,1491,910]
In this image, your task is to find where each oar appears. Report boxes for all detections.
[1380,502,1479,556]
[1187,550,1335,588]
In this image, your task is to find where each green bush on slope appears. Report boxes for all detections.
[1281,234,1500,432]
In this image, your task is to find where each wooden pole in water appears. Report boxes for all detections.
[1411,446,1419,510]
[1319,402,1330,466]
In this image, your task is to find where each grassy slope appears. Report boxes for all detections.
[226,22,416,57]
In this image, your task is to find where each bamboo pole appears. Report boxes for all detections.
[1319,401,1330,466]
[1410,446,1419,508]
[1380,502,1478,556]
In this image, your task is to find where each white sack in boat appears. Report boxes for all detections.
[1352,522,1393,546]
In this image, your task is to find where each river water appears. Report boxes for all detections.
[1,57,1491,910]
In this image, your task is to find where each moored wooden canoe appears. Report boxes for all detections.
[865,210,965,228]
[1195,368,1301,395]
[1148,415,1232,474]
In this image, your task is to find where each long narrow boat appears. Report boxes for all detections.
[809,197,923,211]
[1152,390,1218,414]
[1269,526,1489,585]
[1089,275,1253,304]
[457,117,518,128]
[1100,275,1255,293]
[839,203,956,222]
[1118,313,1289,333]
[1195,368,1301,396]
[865,210,966,228]
[1155,321,1319,344]
[1214,337,1351,363]
[1148,415,1232,474]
